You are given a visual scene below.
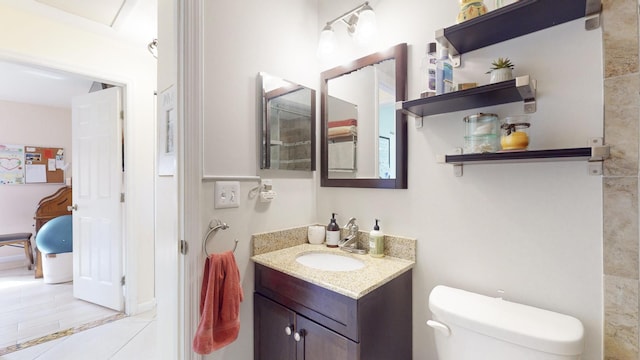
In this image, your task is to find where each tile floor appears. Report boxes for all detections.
[1,310,157,360]
[0,266,156,359]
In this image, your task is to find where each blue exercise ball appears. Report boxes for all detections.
[36,215,72,254]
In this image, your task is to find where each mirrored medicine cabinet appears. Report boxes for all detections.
[258,72,316,171]
[320,43,408,188]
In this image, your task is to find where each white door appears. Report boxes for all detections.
[71,86,124,311]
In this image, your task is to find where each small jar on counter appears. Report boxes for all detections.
[500,115,531,150]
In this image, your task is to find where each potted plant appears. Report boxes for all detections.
[487,57,514,83]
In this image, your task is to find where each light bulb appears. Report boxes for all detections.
[317,24,335,57]
[354,6,377,46]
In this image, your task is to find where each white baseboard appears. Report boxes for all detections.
[135,298,157,315]
[0,255,28,271]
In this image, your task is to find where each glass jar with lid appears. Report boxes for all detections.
[463,113,500,153]
[500,115,531,150]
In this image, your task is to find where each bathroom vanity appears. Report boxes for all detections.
[254,263,412,360]
[252,244,414,360]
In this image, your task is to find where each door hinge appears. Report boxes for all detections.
[120,193,125,203]
[180,240,188,255]
[121,276,125,286]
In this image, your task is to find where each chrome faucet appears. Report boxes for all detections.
[340,217,366,254]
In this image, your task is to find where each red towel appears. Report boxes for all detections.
[193,251,244,354]
[328,118,357,128]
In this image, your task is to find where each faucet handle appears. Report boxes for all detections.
[343,217,357,229]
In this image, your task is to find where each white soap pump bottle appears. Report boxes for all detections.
[369,219,384,258]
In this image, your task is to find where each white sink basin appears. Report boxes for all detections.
[295,252,365,272]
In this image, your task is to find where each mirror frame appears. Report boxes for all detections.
[320,43,408,188]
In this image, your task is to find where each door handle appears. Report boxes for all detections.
[67,204,78,211]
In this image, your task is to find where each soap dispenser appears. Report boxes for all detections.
[369,219,384,258]
[326,213,340,248]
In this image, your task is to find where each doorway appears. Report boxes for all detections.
[0,60,128,352]
[0,267,123,353]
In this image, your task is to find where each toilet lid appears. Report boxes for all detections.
[428,285,584,356]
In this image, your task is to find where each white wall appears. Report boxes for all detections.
[155,0,179,357]
[0,4,157,313]
[0,100,71,267]
[317,1,603,359]
[196,0,318,358]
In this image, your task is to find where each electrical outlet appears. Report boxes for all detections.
[214,181,240,209]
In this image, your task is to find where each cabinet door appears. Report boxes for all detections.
[254,293,296,360]
[295,315,359,360]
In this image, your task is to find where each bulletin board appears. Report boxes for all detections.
[23,146,65,184]
[0,144,65,184]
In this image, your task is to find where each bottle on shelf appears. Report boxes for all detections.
[436,47,453,95]
[420,42,437,98]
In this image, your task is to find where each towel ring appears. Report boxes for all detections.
[202,219,238,256]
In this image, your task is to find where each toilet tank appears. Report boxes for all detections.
[428,285,584,360]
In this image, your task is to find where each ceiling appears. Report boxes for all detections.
[0,0,157,108]
[0,62,96,108]
[35,0,129,27]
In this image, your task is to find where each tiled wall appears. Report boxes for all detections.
[279,118,312,170]
[603,0,640,358]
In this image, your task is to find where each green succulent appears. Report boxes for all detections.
[486,57,514,74]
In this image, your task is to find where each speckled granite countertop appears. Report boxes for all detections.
[251,243,414,299]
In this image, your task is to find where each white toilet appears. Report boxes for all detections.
[428,285,585,359]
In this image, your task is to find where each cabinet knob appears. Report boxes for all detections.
[293,330,304,342]
[284,325,293,336]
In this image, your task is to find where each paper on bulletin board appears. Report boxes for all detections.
[25,164,46,183]
[0,144,25,184]
[158,85,177,176]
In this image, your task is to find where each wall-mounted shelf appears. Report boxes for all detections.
[401,75,536,117]
[436,0,602,66]
[436,139,610,177]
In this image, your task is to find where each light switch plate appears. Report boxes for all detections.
[214,181,240,208]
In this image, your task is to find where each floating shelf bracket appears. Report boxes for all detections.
[434,28,461,68]
[517,76,537,113]
[587,137,609,175]
[585,0,602,30]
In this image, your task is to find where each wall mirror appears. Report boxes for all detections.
[321,43,407,188]
[258,72,316,171]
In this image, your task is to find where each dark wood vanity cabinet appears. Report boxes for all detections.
[254,294,297,360]
[255,294,358,360]
[254,263,412,360]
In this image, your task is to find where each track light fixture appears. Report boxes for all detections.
[317,2,377,57]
